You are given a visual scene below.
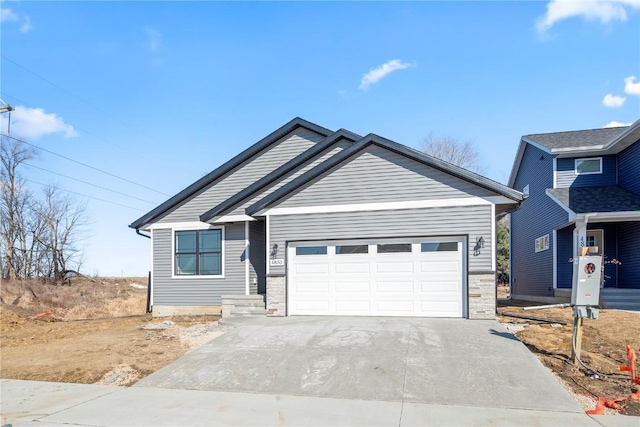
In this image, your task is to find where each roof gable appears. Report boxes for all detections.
[199,129,361,222]
[129,117,332,229]
[247,134,523,215]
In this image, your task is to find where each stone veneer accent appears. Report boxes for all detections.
[468,272,496,319]
[266,274,286,317]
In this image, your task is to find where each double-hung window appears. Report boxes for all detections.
[175,229,222,276]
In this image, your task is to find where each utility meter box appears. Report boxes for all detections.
[571,255,602,306]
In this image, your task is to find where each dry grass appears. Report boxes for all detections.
[0,277,147,320]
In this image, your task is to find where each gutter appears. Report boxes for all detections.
[136,229,151,239]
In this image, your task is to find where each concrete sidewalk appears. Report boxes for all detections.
[2,379,639,427]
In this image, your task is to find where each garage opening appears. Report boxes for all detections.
[287,237,466,317]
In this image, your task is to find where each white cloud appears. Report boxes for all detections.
[144,27,162,51]
[603,121,632,128]
[20,16,32,33]
[1,7,18,22]
[2,106,77,139]
[602,93,626,107]
[537,0,640,32]
[359,59,413,91]
[624,75,640,95]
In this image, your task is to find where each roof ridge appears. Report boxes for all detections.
[525,126,628,137]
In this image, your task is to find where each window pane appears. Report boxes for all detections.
[336,245,368,254]
[576,159,600,174]
[176,254,197,275]
[200,230,221,252]
[176,231,196,253]
[200,253,221,275]
[377,243,411,253]
[421,242,458,252]
[296,246,327,255]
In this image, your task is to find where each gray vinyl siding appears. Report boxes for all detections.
[268,205,492,274]
[555,155,617,188]
[249,220,266,294]
[157,129,325,223]
[151,223,246,306]
[226,139,352,217]
[274,145,496,208]
[511,144,569,297]
[617,222,640,289]
[619,140,640,195]
[556,226,574,288]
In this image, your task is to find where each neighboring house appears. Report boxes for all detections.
[509,120,640,306]
[130,118,523,319]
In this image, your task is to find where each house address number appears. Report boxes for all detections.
[270,259,284,266]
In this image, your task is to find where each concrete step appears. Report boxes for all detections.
[600,301,640,311]
[229,307,268,316]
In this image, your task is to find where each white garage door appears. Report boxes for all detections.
[287,237,465,317]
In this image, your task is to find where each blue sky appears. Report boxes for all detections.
[1,1,639,277]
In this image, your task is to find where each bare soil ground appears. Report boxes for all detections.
[498,300,640,416]
[0,278,227,386]
[497,283,510,299]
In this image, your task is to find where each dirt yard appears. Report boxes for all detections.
[0,278,228,386]
[498,301,640,416]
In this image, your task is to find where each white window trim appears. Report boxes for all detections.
[535,234,550,253]
[171,224,225,279]
[585,229,604,256]
[574,157,602,176]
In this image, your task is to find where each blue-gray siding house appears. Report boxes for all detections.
[130,118,524,319]
[508,120,640,305]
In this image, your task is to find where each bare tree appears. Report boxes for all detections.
[0,136,33,279]
[422,133,486,174]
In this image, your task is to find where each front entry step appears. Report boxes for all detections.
[221,295,266,317]
[600,289,640,311]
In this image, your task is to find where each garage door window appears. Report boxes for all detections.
[421,242,458,252]
[377,243,411,253]
[296,246,327,255]
[336,245,368,254]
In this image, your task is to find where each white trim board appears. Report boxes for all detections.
[261,196,515,216]
[245,221,250,295]
[148,221,214,230]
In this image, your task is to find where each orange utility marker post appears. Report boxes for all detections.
[570,247,602,365]
[619,345,639,384]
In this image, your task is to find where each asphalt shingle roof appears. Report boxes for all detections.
[525,126,629,150]
[548,186,640,213]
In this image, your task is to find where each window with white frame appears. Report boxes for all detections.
[175,229,222,275]
[575,158,602,175]
[535,234,549,253]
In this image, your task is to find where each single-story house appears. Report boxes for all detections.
[130,118,524,319]
[508,119,640,308]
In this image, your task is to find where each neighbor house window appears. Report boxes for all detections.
[175,229,222,275]
[535,234,550,253]
[575,158,602,175]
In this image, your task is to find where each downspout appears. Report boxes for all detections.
[134,228,152,313]
[572,213,594,293]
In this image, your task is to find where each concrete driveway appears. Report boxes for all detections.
[137,316,579,412]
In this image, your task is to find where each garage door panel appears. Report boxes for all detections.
[289,237,464,318]
[335,262,370,274]
[335,300,371,313]
[334,281,371,293]
[295,263,330,274]
[294,281,330,293]
[375,281,414,293]
[375,262,414,274]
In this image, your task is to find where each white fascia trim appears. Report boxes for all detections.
[552,229,557,289]
[245,221,250,295]
[491,203,496,272]
[150,229,154,307]
[212,214,256,224]
[265,215,271,275]
[262,197,498,216]
[576,211,640,222]
[545,189,577,222]
[552,158,557,189]
[553,145,605,153]
[148,221,214,230]
[521,136,554,155]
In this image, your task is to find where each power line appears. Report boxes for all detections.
[24,179,146,212]
[1,55,142,135]
[0,91,173,170]
[1,132,171,196]
[23,162,158,205]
